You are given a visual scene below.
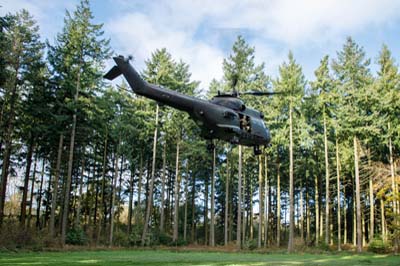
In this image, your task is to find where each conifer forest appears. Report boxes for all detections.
[1,0,399,254]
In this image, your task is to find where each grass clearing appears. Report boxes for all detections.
[0,250,399,266]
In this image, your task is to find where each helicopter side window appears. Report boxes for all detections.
[239,114,251,133]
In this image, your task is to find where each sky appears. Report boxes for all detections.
[2,0,400,91]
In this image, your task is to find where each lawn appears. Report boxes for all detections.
[0,250,399,266]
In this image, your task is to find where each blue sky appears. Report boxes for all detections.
[2,0,400,90]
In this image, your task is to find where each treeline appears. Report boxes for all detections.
[0,0,399,253]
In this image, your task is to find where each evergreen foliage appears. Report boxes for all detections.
[0,2,399,254]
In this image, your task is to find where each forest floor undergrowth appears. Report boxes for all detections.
[0,249,399,266]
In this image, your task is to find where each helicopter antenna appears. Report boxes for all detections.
[231,74,239,97]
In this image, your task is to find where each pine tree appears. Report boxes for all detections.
[0,10,45,226]
[221,35,267,248]
[311,55,335,246]
[140,48,198,244]
[47,0,110,244]
[375,44,400,251]
[274,52,306,252]
[332,37,376,252]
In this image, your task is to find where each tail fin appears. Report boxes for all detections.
[104,65,122,80]
[104,56,148,94]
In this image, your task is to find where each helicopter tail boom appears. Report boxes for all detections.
[104,55,198,113]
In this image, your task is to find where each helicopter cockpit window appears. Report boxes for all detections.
[239,113,251,133]
[211,97,245,111]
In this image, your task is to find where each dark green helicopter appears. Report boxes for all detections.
[104,55,275,155]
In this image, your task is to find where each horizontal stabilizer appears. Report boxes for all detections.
[104,65,122,80]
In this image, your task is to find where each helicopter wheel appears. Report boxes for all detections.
[253,145,262,156]
[207,142,215,151]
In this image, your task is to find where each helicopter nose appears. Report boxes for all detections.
[264,128,271,144]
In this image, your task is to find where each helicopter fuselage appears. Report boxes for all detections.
[104,55,271,149]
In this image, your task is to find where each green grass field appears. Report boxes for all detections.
[0,250,399,266]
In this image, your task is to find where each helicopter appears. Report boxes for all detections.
[104,55,275,155]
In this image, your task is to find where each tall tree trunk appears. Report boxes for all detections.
[258,155,263,248]
[306,181,310,243]
[61,66,81,244]
[141,104,159,246]
[144,159,150,215]
[204,165,208,245]
[250,178,254,241]
[0,63,19,226]
[277,155,281,247]
[264,155,269,247]
[380,199,386,241]
[354,136,362,253]
[49,133,63,236]
[96,133,108,244]
[191,173,196,243]
[210,145,216,246]
[28,154,38,227]
[109,147,119,247]
[167,172,172,231]
[184,162,189,242]
[137,151,143,217]
[323,111,330,246]
[20,135,35,227]
[388,122,398,252]
[93,159,99,237]
[344,199,347,244]
[396,161,400,223]
[300,183,304,243]
[242,165,246,243]
[127,163,135,235]
[288,105,294,253]
[336,138,341,251]
[330,209,334,245]
[116,156,124,229]
[229,178,233,243]
[160,142,167,232]
[320,183,324,240]
[36,160,45,229]
[45,172,53,227]
[88,149,97,228]
[224,152,229,246]
[362,209,366,246]
[237,145,242,249]
[172,137,180,242]
[368,149,374,242]
[315,172,319,246]
[353,195,356,245]
[0,132,12,226]
[75,157,85,227]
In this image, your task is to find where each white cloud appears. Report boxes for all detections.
[107,0,400,88]
[106,12,225,89]
[0,0,75,39]
[155,0,400,45]
[3,0,400,86]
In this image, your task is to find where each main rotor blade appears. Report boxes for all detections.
[240,91,282,96]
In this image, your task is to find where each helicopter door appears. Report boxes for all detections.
[239,113,251,133]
